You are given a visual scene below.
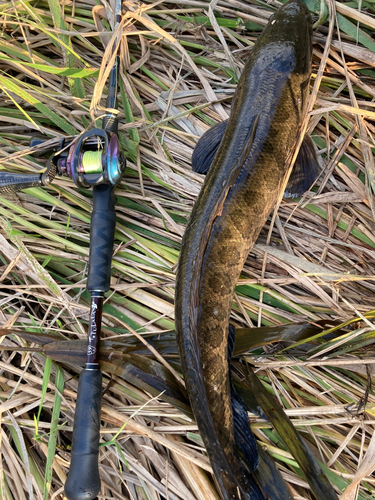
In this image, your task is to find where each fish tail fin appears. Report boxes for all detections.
[192,120,228,174]
[228,326,293,500]
[284,135,320,198]
[228,324,259,470]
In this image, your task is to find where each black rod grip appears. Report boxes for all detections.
[87,184,116,293]
[0,172,43,194]
[65,369,102,500]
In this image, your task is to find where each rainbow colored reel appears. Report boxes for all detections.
[29,127,125,189]
[0,128,124,195]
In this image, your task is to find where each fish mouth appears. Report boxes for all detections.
[283,0,309,17]
[269,0,312,30]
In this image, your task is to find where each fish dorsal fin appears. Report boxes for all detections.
[236,115,259,175]
[192,120,228,174]
[284,135,320,198]
[252,448,295,500]
[229,325,293,500]
[212,115,260,218]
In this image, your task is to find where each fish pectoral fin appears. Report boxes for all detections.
[228,324,259,471]
[192,120,228,174]
[192,114,259,178]
[284,135,320,198]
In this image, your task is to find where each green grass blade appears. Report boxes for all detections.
[0,76,77,134]
[43,363,64,500]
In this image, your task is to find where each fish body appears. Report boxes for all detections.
[175,1,313,498]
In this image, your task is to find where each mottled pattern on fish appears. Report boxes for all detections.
[175,1,313,498]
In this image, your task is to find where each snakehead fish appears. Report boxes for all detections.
[175,0,318,498]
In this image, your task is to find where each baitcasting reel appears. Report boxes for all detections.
[0,127,125,194]
[35,128,124,188]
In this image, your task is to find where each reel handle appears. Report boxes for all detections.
[0,136,65,194]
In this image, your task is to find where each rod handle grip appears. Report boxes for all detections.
[65,369,102,500]
[0,172,44,193]
[87,184,116,293]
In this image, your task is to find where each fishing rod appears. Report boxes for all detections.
[0,1,124,498]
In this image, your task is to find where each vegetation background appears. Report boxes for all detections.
[1,0,375,498]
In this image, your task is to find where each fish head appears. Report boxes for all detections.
[263,0,313,75]
[235,0,313,122]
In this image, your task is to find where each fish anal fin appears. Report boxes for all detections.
[228,324,259,471]
[192,120,228,174]
[284,135,320,198]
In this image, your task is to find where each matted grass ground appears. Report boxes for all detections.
[1,0,375,498]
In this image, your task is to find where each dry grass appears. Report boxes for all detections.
[1,0,375,498]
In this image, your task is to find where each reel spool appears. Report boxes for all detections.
[80,151,103,174]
